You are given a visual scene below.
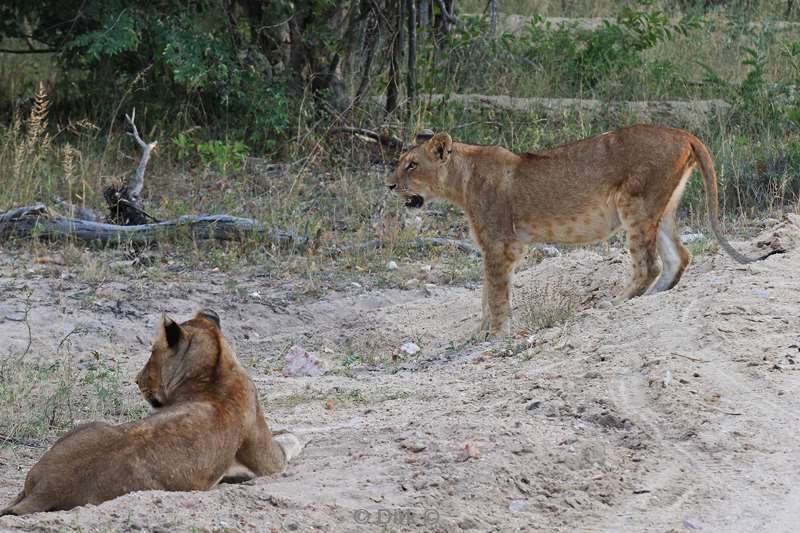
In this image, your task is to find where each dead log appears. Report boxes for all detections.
[55,197,103,222]
[0,205,308,248]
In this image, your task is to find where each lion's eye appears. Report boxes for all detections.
[406,161,417,171]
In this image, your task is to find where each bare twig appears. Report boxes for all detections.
[670,352,710,363]
[15,288,33,363]
[328,127,407,150]
[124,108,157,202]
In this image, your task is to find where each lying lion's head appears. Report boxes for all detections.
[385,131,453,209]
[136,309,223,408]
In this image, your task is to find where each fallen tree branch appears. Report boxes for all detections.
[328,127,407,151]
[55,197,103,222]
[374,94,731,129]
[0,205,308,248]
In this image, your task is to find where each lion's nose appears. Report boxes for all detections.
[388,184,396,190]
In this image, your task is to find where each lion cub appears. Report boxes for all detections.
[1,310,302,516]
[386,126,774,338]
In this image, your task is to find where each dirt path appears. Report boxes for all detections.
[0,215,798,532]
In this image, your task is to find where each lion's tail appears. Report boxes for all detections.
[689,138,768,264]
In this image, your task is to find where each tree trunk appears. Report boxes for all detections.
[354,7,381,105]
[386,0,405,115]
[406,0,417,111]
[489,0,497,36]
[420,0,430,28]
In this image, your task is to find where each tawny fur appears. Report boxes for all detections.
[1,310,299,516]
[386,125,763,338]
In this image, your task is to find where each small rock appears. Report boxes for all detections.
[249,291,261,299]
[282,345,328,377]
[34,254,65,265]
[662,370,672,388]
[350,282,362,289]
[457,442,480,461]
[404,278,420,289]
[508,499,528,513]
[401,441,427,453]
[386,260,399,271]
[534,245,561,257]
[683,519,699,530]
[680,233,703,244]
[526,400,542,410]
[457,516,479,530]
[400,341,421,355]
[423,283,437,296]
[421,264,432,273]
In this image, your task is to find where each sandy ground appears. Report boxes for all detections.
[0,215,798,532]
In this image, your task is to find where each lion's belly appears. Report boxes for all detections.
[514,197,621,245]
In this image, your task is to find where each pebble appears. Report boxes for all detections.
[386,260,398,271]
[404,278,420,289]
[680,233,703,244]
[423,283,437,296]
[282,345,328,377]
[508,499,528,513]
[401,341,421,355]
[402,441,427,453]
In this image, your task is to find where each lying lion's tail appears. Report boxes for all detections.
[689,138,769,264]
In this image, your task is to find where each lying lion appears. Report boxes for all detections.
[1,309,302,516]
[386,125,774,338]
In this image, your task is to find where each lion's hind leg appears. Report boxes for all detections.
[614,198,661,303]
[1,491,48,516]
[649,209,692,293]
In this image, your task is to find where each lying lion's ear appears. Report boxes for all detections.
[197,308,221,329]
[161,314,183,349]
[426,132,452,163]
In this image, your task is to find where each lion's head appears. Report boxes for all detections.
[136,309,223,408]
[385,131,453,209]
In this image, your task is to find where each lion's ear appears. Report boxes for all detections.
[415,128,434,145]
[426,132,452,164]
[197,308,221,329]
[160,314,184,349]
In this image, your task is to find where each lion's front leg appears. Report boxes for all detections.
[479,245,519,339]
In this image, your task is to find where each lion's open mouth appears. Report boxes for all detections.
[405,195,424,208]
